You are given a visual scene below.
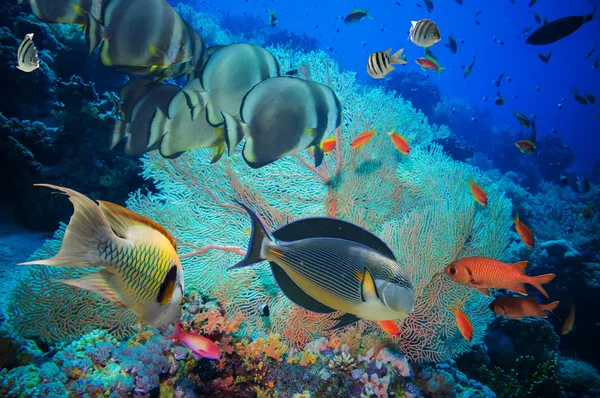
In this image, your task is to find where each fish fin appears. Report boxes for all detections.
[360,268,379,302]
[85,13,106,56]
[229,203,274,270]
[157,266,178,305]
[327,313,361,331]
[365,9,374,19]
[205,102,224,126]
[389,49,407,65]
[304,128,318,137]
[585,5,596,23]
[97,200,177,251]
[540,301,559,316]
[57,269,126,308]
[148,45,175,63]
[71,4,89,17]
[513,210,520,223]
[384,48,392,56]
[411,21,417,27]
[475,287,490,296]
[313,144,324,167]
[19,185,116,268]
[421,67,426,71]
[529,273,555,299]
[222,111,249,156]
[164,323,185,341]
[211,140,226,164]
[109,119,127,150]
[506,283,528,296]
[513,261,528,273]
[148,107,169,151]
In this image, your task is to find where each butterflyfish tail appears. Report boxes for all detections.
[229,203,274,270]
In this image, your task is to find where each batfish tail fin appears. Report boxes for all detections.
[109,119,128,150]
[229,203,274,270]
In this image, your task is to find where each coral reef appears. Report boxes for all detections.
[385,71,442,117]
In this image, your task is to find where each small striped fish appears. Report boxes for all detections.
[366,48,407,79]
[17,33,40,73]
[409,19,441,47]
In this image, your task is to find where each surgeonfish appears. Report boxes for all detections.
[20,184,184,328]
[16,33,39,73]
[444,256,556,299]
[466,178,488,206]
[165,324,220,359]
[18,0,103,25]
[221,77,342,169]
[409,19,441,47]
[366,48,407,79]
[388,132,410,155]
[230,203,415,330]
[415,56,445,76]
[350,129,376,149]
[562,304,575,335]
[344,9,373,24]
[149,79,226,161]
[515,140,536,154]
[526,6,596,45]
[489,297,558,319]
[110,83,180,155]
[183,44,280,127]
[449,301,473,342]
[513,211,535,249]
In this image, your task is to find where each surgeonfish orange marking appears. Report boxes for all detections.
[165,323,221,359]
[321,135,337,154]
[377,320,400,336]
[513,211,535,249]
[562,304,575,335]
[389,132,410,155]
[445,256,556,299]
[449,301,473,342]
[350,129,376,149]
[466,178,488,206]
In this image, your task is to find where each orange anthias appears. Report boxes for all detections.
[513,211,535,249]
[449,301,473,342]
[562,304,575,335]
[466,178,488,206]
[350,128,376,149]
[165,323,221,360]
[388,132,410,155]
[320,135,337,154]
[377,320,400,337]
[445,256,556,299]
[515,140,536,154]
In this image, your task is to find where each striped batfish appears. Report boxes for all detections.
[409,19,441,47]
[110,83,179,155]
[86,0,194,75]
[183,43,280,127]
[221,77,342,169]
[366,48,406,79]
[20,184,184,328]
[111,77,155,121]
[231,203,415,330]
[18,0,104,25]
[16,33,40,73]
[148,79,227,162]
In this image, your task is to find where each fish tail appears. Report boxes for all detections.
[19,185,115,268]
[541,301,560,315]
[437,66,445,77]
[109,119,128,150]
[164,323,185,341]
[229,203,275,270]
[85,13,106,56]
[529,273,556,299]
[585,5,596,23]
[222,111,250,156]
[389,48,407,65]
[148,107,170,150]
[366,9,374,19]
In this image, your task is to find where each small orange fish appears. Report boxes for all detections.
[377,320,399,336]
[165,323,221,359]
[445,256,555,299]
[320,135,337,154]
[515,140,536,154]
[513,211,534,249]
[489,296,559,319]
[449,301,473,342]
[388,132,410,155]
[466,178,488,206]
[350,128,376,149]
[562,304,575,335]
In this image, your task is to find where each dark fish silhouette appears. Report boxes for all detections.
[446,34,458,53]
[537,51,552,63]
[526,7,596,45]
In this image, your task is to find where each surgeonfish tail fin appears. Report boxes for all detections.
[530,273,556,299]
[222,111,250,156]
[389,48,407,65]
[109,119,128,150]
[148,107,170,150]
[85,13,106,56]
[164,323,185,341]
[19,184,115,268]
[229,203,274,270]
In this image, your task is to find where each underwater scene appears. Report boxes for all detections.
[0,0,599,397]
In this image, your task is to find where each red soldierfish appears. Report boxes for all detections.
[350,129,376,149]
[445,256,556,299]
[489,296,559,319]
[466,178,488,206]
[389,132,410,155]
[562,304,575,335]
[377,320,400,336]
[449,301,473,342]
[165,323,220,360]
[513,211,535,249]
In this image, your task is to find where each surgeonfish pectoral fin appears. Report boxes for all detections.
[360,268,379,302]
[110,119,127,150]
[56,269,126,308]
[327,313,361,331]
[229,203,274,270]
[313,145,324,167]
[85,13,106,56]
[221,111,248,156]
[18,184,114,268]
[475,287,490,296]
[211,142,226,164]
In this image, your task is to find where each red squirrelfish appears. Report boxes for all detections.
[165,323,220,359]
[377,320,400,337]
[449,301,473,342]
[350,128,376,149]
[489,296,559,319]
[445,256,556,299]
[466,178,488,206]
[20,184,184,328]
[513,211,535,249]
[415,55,446,76]
[562,304,575,335]
[320,135,337,154]
[389,132,410,155]
[515,140,536,154]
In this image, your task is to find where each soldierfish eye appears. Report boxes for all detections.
[449,266,457,275]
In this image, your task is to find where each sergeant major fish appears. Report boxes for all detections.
[20,184,184,328]
[16,33,39,73]
[409,19,441,47]
[367,48,407,79]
